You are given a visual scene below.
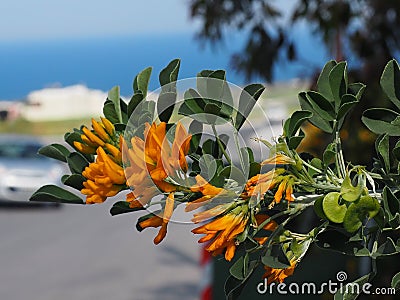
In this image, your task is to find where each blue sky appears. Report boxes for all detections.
[0,0,296,41]
[0,0,196,41]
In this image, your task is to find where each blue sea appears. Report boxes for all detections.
[0,30,331,100]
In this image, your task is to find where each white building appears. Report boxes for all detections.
[21,85,108,122]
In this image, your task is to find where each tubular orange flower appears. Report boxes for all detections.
[100,116,115,136]
[91,118,110,142]
[263,258,297,283]
[192,204,248,261]
[242,168,285,200]
[261,153,296,165]
[74,117,118,156]
[186,175,227,212]
[274,176,296,204]
[124,121,191,205]
[253,214,278,245]
[123,122,191,244]
[73,141,96,154]
[81,146,126,204]
[135,193,176,245]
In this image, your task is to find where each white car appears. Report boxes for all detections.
[0,135,66,203]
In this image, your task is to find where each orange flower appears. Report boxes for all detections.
[81,146,125,204]
[136,193,175,245]
[123,122,191,244]
[185,175,227,212]
[73,117,119,157]
[192,205,248,261]
[274,176,295,204]
[124,122,191,200]
[261,153,296,165]
[253,214,278,245]
[241,169,285,200]
[263,258,297,283]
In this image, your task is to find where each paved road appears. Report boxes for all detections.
[0,201,202,300]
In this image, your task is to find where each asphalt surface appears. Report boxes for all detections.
[0,201,202,300]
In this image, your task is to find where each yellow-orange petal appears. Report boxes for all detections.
[82,126,105,146]
[139,215,163,229]
[225,241,236,261]
[92,118,110,142]
[154,223,167,245]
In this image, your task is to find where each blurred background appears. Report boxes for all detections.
[1,0,399,299]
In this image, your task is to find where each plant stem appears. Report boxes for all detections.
[335,131,346,178]
[211,124,232,165]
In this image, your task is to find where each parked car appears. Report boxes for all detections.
[0,135,66,204]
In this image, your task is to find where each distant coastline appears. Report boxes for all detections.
[0,30,330,101]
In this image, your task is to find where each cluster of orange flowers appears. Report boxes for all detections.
[75,118,299,283]
[78,118,126,204]
[124,122,192,244]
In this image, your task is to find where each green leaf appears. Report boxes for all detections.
[30,184,84,204]
[380,59,400,110]
[61,174,86,190]
[299,92,333,133]
[157,92,176,123]
[291,238,312,259]
[128,92,144,117]
[382,187,400,229]
[374,237,400,257]
[38,143,70,163]
[240,147,254,164]
[234,83,265,130]
[219,165,247,186]
[323,142,336,167]
[362,108,400,135]
[159,59,180,88]
[337,94,358,123]
[348,82,365,100]
[393,140,400,161]
[133,67,152,98]
[284,110,313,138]
[103,101,120,124]
[179,88,206,118]
[248,162,261,178]
[107,86,122,123]
[391,271,400,290]
[67,152,90,174]
[229,255,255,280]
[322,192,347,223]
[306,91,335,121]
[261,245,291,268]
[317,60,337,101]
[110,201,144,216]
[343,195,380,233]
[224,274,251,300]
[329,61,348,107]
[64,130,82,148]
[288,129,305,150]
[188,120,203,154]
[376,134,391,172]
[316,230,365,255]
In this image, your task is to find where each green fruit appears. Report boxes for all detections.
[314,196,328,220]
[343,195,380,233]
[341,175,362,202]
[322,192,347,223]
